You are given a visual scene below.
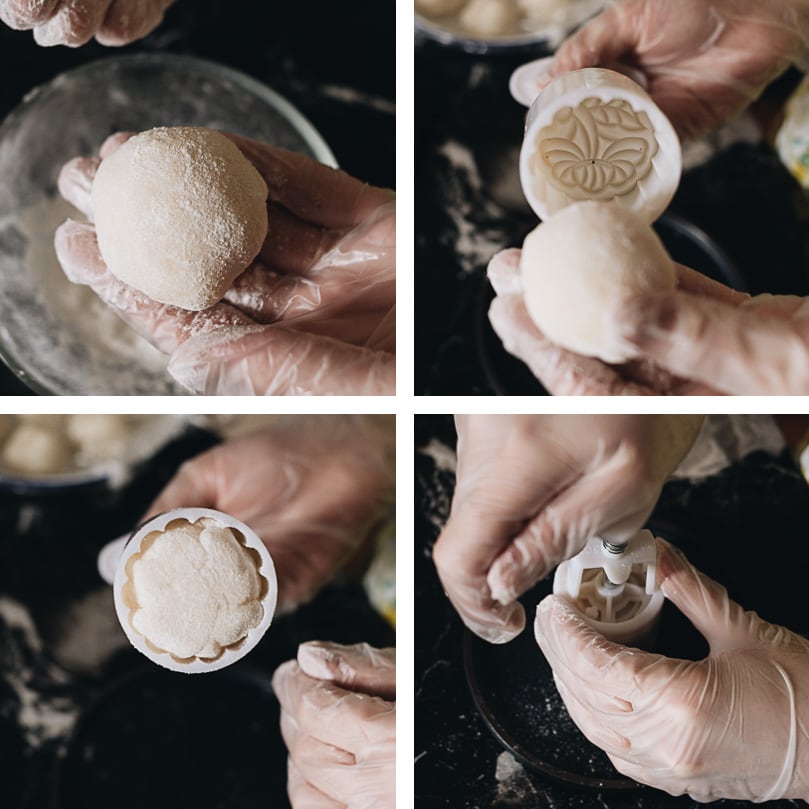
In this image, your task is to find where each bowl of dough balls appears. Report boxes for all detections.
[415,0,606,52]
[0,54,335,395]
[0,415,185,492]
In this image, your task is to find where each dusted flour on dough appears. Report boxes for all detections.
[521,200,675,363]
[91,127,268,311]
[128,518,263,660]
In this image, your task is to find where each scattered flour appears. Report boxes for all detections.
[0,597,78,747]
[417,436,457,536]
[494,751,540,804]
[436,140,513,274]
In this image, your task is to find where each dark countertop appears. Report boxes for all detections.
[0,426,394,809]
[0,0,394,395]
[415,415,809,808]
[415,39,809,395]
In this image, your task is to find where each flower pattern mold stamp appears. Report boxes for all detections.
[533,97,658,201]
[519,67,681,223]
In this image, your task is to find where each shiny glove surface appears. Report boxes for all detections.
[143,415,395,612]
[550,0,809,139]
[273,641,395,809]
[56,132,395,395]
[0,0,172,46]
[535,539,809,802]
[432,414,702,644]
[486,248,761,395]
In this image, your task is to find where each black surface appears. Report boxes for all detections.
[55,666,285,809]
[0,429,394,809]
[415,415,809,808]
[415,40,809,395]
[0,0,394,395]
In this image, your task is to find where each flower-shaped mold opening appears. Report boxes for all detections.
[530,97,660,216]
[121,516,269,665]
[572,565,651,625]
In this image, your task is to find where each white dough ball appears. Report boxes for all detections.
[66,414,130,460]
[415,0,466,16]
[92,127,269,311]
[3,425,73,474]
[17,414,65,428]
[520,200,675,363]
[460,0,519,35]
[517,0,567,22]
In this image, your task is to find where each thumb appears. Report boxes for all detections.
[297,642,395,700]
[656,539,749,653]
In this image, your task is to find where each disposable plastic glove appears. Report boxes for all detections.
[432,414,702,644]
[609,284,809,395]
[535,539,809,803]
[55,132,395,395]
[0,0,172,46]
[549,0,809,139]
[486,248,744,395]
[142,415,395,612]
[273,641,395,809]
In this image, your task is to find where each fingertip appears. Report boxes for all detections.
[297,641,339,681]
[487,547,546,608]
[271,658,300,691]
[534,594,587,646]
[58,156,99,217]
[473,602,526,645]
[99,131,134,158]
[0,0,60,28]
[654,537,683,581]
[487,249,523,297]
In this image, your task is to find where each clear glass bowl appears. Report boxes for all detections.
[0,54,335,395]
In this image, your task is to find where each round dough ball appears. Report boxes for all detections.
[416,0,466,16]
[517,0,567,23]
[92,127,268,311]
[17,414,65,428]
[520,200,675,363]
[460,0,519,35]
[3,424,73,474]
[66,414,130,460]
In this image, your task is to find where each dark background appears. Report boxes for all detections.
[0,0,395,394]
[415,38,809,394]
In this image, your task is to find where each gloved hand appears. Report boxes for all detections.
[273,641,395,809]
[535,539,809,803]
[609,283,809,395]
[549,0,809,139]
[142,415,395,612]
[487,248,748,395]
[432,414,702,644]
[55,132,395,395]
[0,0,172,46]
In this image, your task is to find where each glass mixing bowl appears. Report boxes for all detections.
[0,54,336,395]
